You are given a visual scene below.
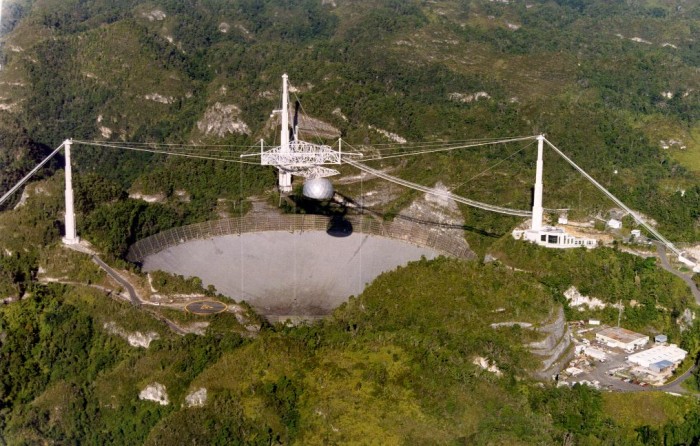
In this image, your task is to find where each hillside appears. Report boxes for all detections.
[2,1,700,443]
[0,0,698,246]
[2,249,700,444]
[0,165,699,443]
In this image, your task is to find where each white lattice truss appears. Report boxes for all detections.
[261,140,341,168]
[284,165,339,178]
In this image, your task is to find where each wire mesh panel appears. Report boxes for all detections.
[127,213,473,262]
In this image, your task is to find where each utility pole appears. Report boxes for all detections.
[617,299,623,327]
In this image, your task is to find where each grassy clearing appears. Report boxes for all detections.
[602,392,697,429]
[632,115,700,174]
[39,245,105,284]
[669,124,700,174]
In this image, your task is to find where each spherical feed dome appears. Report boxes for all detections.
[302,178,334,200]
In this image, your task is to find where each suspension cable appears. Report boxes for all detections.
[0,142,65,207]
[543,137,682,256]
[359,135,537,161]
[343,156,532,217]
[73,140,261,165]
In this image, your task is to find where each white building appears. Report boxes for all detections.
[607,219,622,229]
[596,327,648,351]
[583,347,607,361]
[514,227,597,249]
[628,344,687,369]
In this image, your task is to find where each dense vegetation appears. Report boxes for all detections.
[0,0,698,247]
[493,238,694,339]
[0,283,249,444]
[1,255,700,444]
[1,0,700,443]
[0,170,699,443]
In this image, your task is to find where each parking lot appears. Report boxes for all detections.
[558,326,657,391]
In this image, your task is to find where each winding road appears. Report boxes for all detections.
[648,243,699,394]
[91,255,188,335]
[91,255,141,307]
[654,243,700,304]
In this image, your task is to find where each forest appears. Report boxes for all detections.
[1,0,700,443]
[1,254,700,444]
[0,0,698,246]
[0,169,699,443]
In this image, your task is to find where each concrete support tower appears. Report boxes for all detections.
[278,74,292,193]
[62,139,79,245]
[531,134,545,232]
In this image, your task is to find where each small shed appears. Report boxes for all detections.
[607,219,622,229]
[655,334,668,344]
[584,347,607,361]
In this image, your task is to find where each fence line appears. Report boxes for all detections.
[127,214,474,262]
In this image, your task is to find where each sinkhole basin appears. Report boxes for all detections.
[130,215,473,321]
[142,232,438,320]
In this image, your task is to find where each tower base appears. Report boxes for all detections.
[513,227,596,249]
[62,236,80,245]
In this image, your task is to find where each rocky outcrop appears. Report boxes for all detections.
[197,102,250,137]
[129,192,165,203]
[564,286,607,310]
[368,125,406,144]
[678,308,695,332]
[139,383,169,405]
[448,92,491,103]
[490,321,533,329]
[144,93,175,104]
[142,9,166,21]
[473,356,503,376]
[185,388,207,407]
[104,322,160,348]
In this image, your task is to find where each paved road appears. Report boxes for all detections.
[658,364,697,395]
[634,244,699,394]
[91,255,141,307]
[91,256,192,335]
[655,243,700,304]
[647,244,699,393]
[91,256,193,335]
[142,309,188,336]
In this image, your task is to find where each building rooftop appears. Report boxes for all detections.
[655,334,668,343]
[653,360,674,369]
[628,344,687,367]
[597,327,647,344]
[539,227,566,234]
